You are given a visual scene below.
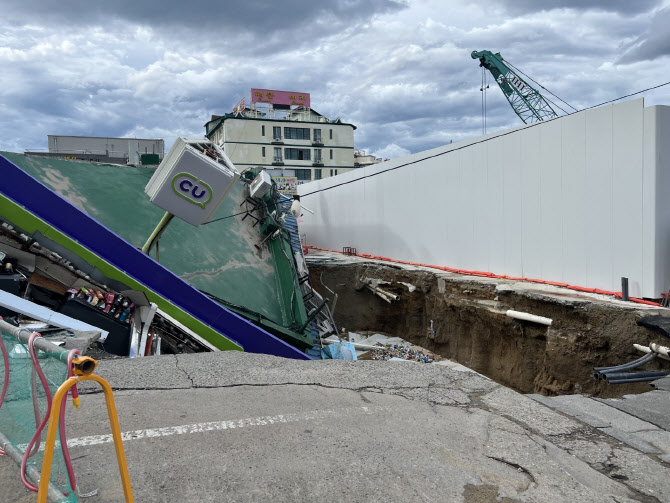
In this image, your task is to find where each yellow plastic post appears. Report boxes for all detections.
[37,375,134,503]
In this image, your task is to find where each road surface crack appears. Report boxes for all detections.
[485,455,536,489]
[174,355,195,387]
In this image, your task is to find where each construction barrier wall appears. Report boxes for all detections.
[298,99,670,299]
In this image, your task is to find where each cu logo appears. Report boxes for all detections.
[171,172,213,208]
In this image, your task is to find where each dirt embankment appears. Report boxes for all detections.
[309,261,670,398]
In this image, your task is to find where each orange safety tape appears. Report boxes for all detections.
[303,245,662,306]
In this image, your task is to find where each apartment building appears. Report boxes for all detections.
[204,89,356,182]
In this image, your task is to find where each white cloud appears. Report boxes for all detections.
[0,0,669,157]
[370,143,411,160]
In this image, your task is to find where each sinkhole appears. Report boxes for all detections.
[309,260,668,399]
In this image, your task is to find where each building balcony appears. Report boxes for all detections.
[271,138,284,144]
[272,158,284,166]
[312,141,323,147]
[312,161,324,167]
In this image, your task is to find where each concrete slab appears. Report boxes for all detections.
[79,352,499,396]
[653,376,670,391]
[528,394,611,428]
[598,427,661,454]
[609,446,670,501]
[482,387,584,436]
[538,394,660,433]
[596,391,670,431]
[50,329,101,355]
[633,430,670,455]
[2,353,669,502]
[78,354,193,392]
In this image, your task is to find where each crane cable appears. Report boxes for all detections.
[202,77,670,222]
[480,67,490,134]
[504,59,579,113]
[479,66,486,136]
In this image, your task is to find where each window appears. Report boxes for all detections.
[262,125,265,136]
[313,129,322,142]
[284,148,311,161]
[329,129,333,140]
[273,126,282,140]
[262,146,266,157]
[329,149,333,160]
[284,127,310,140]
[274,147,282,161]
[314,169,322,180]
[294,169,312,181]
[314,149,322,162]
[330,169,338,176]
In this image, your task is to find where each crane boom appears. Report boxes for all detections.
[471,50,558,124]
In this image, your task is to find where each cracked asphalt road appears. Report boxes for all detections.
[1,352,669,502]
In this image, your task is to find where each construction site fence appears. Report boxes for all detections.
[0,318,133,502]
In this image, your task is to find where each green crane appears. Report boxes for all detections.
[471,50,559,124]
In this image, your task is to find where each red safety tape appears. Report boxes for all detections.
[302,246,662,306]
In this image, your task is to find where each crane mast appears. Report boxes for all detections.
[472,50,558,124]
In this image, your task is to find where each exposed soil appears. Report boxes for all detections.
[309,261,670,398]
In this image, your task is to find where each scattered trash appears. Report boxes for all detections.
[366,344,434,363]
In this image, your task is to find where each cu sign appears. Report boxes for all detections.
[171,172,213,209]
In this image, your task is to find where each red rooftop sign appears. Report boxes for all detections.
[251,88,310,108]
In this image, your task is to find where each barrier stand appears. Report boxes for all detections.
[37,358,134,503]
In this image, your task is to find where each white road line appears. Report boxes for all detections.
[61,405,386,449]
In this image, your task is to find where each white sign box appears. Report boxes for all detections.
[145,137,240,226]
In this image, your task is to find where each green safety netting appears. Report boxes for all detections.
[0,330,78,502]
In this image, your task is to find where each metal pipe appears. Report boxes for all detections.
[365,284,399,303]
[0,430,67,503]
[365,285,391,304]
[603,370,668,381]
[141,211,174,254]
[621,277,629,302]
[298,299,328,333]
[376,287,399,302]
[0,320,70,363]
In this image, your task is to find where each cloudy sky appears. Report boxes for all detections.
[2,0,670,159]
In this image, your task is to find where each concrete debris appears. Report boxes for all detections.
[397,281,416,292]
[347,332,408,346]
[366,345,435,363]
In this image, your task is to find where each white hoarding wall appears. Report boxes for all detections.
[298,99,670,299]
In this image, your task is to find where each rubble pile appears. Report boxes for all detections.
[368,345,434,363]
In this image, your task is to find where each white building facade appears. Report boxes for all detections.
[205,99,356,182]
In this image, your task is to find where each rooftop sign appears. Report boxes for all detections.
[251,88,310,108]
